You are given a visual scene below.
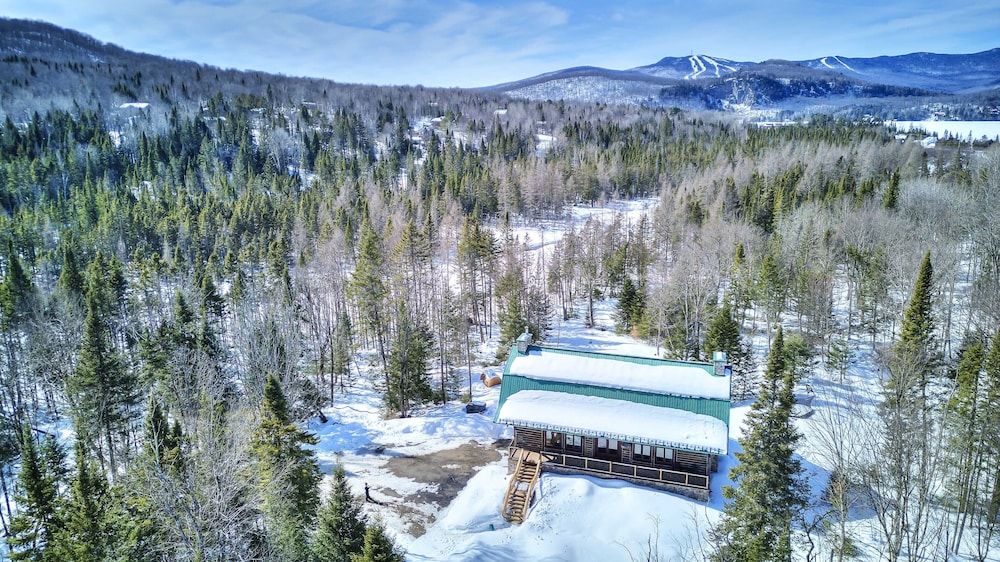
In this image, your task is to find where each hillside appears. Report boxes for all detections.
[0,16,999,562]
[491,47,1000,118]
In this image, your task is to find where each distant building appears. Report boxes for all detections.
[495,333,730,507]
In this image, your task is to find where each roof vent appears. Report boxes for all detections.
[712,351,728,377]
[516,330,531,354]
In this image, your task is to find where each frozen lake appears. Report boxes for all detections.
[887,120,1000,141]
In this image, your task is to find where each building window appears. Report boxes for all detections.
[634,444,652,463]
[655,447,674,464]
[544,431,563,450]
[596,438,619,460]
[565,434,582,453]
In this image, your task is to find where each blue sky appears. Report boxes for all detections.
[2,0,999,87]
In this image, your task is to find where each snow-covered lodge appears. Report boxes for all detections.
[495,334,730,516]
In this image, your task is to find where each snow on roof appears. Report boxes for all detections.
[497,390,728,454]
[119,102,150,109]
[507,347,730,400]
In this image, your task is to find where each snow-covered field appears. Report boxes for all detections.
[888,120,1000,141]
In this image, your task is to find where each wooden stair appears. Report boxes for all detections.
[501,448,542,524]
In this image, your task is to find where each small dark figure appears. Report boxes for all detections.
[364,482,373,503]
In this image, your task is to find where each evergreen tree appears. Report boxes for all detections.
[885,251,936,413]
[495,243,528,359]
[945,335,984,522]
[6,426,60,561]
[351,521,404,562]
[330,310,353,397]
[616,276,645,334]
[385,311,433,417]
[349,216,389,373]
[711,326,807,562]
[882,170,900,210]
[899,251,935,356]
[200,273,226,317]
[757,243,787,343]
[703,301,740,362]
[250,375,321,561]
[57,245,85,301]
[313,464,367,562]
[49,439,108,562]
[67,288,137,476]
[703,301,758,400]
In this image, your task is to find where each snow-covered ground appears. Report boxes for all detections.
[888,120,1000,142]
[407,301,744,561]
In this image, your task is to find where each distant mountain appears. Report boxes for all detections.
[798,49,1000,93]
[631,54,752,80]
[490,48,1000,118]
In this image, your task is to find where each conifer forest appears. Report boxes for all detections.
[0,16,999,562]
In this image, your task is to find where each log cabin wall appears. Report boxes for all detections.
[674,451,709,474]
[514,427,543,450]
[583,437,595,457]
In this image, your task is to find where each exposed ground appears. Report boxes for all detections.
[380,440,507,536]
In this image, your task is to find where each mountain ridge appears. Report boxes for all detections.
[490,47,1000,117]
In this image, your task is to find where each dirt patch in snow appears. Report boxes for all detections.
[381,439,508,536]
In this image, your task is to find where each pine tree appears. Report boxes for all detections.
[495,240,528,358]
[49,439,108,562]
[330,310,353,397]
[250,375,321,561]
[703,301,757,399]
[6,426,60,561]
[385,311,433,417]
[616,276,645,334]
[899,251,935,357]
[885,251,935,413]
[1,245,35,332]
[200,273,225,317]
[67,289,137,476]
[945,335,984,525]
[703,301,740,362]
[313,464,367,562]
[57,245,85,301]
[351,521,404,562]
[882,170,900,210]
[711,326,807,562]
[350,216,389,373]
[757,243,786,343]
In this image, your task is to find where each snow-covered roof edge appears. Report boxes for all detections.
[497,390,729,455]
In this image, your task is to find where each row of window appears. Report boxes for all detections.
[544,431,675,463]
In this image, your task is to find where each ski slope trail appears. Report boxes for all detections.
[686,54,707,79]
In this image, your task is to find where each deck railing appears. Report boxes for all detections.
[510,446,709,490]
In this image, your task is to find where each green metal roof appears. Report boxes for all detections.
[495,344,731,428]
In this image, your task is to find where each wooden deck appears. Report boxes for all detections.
[532,447,709,489]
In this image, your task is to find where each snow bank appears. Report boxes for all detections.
[496,390,728,454]
[509,347,730,400]
[408,460,718,562]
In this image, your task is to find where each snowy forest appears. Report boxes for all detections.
[1,18,1000,562]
